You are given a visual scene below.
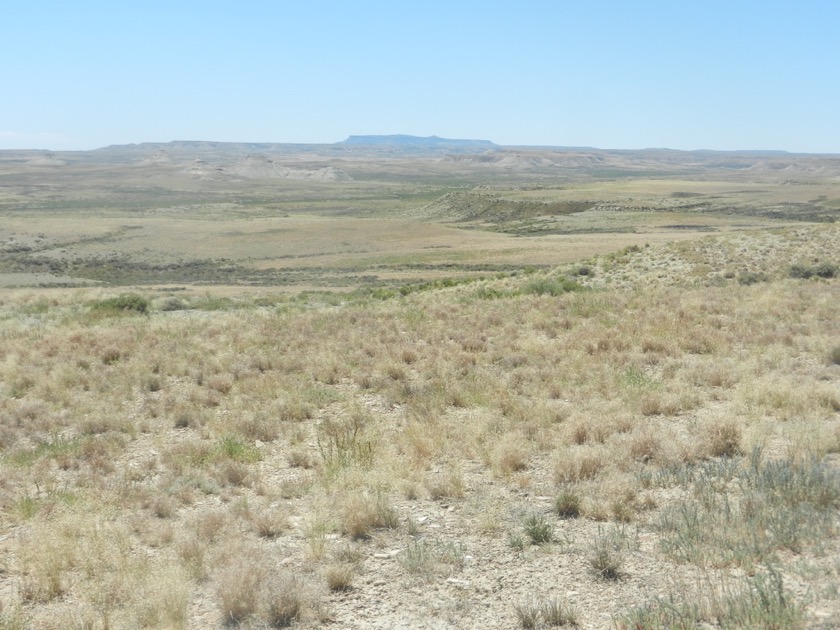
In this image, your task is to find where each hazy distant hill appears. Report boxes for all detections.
[2,139,838,180]
[340,135,496,148]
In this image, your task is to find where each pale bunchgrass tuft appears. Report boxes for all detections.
[588,526,627,580]
[515,596,579,628]
[215,554,269,624]
[540,597,579,627]
[514,599,540,629]
[340,490,399,540]
[325,563,355,591]
[426,468,466,500]
[252,505,289,539]
[263,573,307,628]
[215,548,309,627]
[702,418,743,458]
[134,566,190,630]
[554,448,607,484]
[0,603,27,630]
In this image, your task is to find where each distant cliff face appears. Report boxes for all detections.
[340,135,496,148]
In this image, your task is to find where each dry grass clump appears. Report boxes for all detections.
[425,467,466,500]
[553,447,608,484]
[252,505,289,538]
[627,429,662,463]
[317,411,377,475]
[15,509,192,625]
[339,489,399,539]
[176,534,210,581]
[515,596,579,628]
[701,418,743,458]
[492,436,530,475]
[215,545,313,627]
[236,411,281,442]
[325,563,356,591]
[133,566,191,629]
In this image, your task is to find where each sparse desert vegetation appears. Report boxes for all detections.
[0,143,839,628]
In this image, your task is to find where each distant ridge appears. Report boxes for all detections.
[340,135,496,147]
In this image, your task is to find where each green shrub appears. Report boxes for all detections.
[788,263,811,279]
[522,277,582,296]
[90,293,149,314]
[475,286,507,300]
[217,435,262,463]
[159,297,188,311]
[789,262,837,279]
[737,271,765,285]
[813,262,837,278]
[554,491,581,519]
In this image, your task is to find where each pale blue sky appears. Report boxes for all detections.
[2,1,838,152]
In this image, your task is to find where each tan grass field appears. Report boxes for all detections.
[0,147,839,629]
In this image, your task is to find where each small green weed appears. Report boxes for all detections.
[523,513,554,545]
[216,435,262,463]
[399,539,465,579]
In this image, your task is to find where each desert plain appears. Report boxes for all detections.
[0,138,839,628]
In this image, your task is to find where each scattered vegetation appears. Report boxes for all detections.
[657,456,840,568]
[618,569,804,630]
[1,156,838,627]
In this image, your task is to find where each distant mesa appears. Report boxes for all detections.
[339,135,496,148]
